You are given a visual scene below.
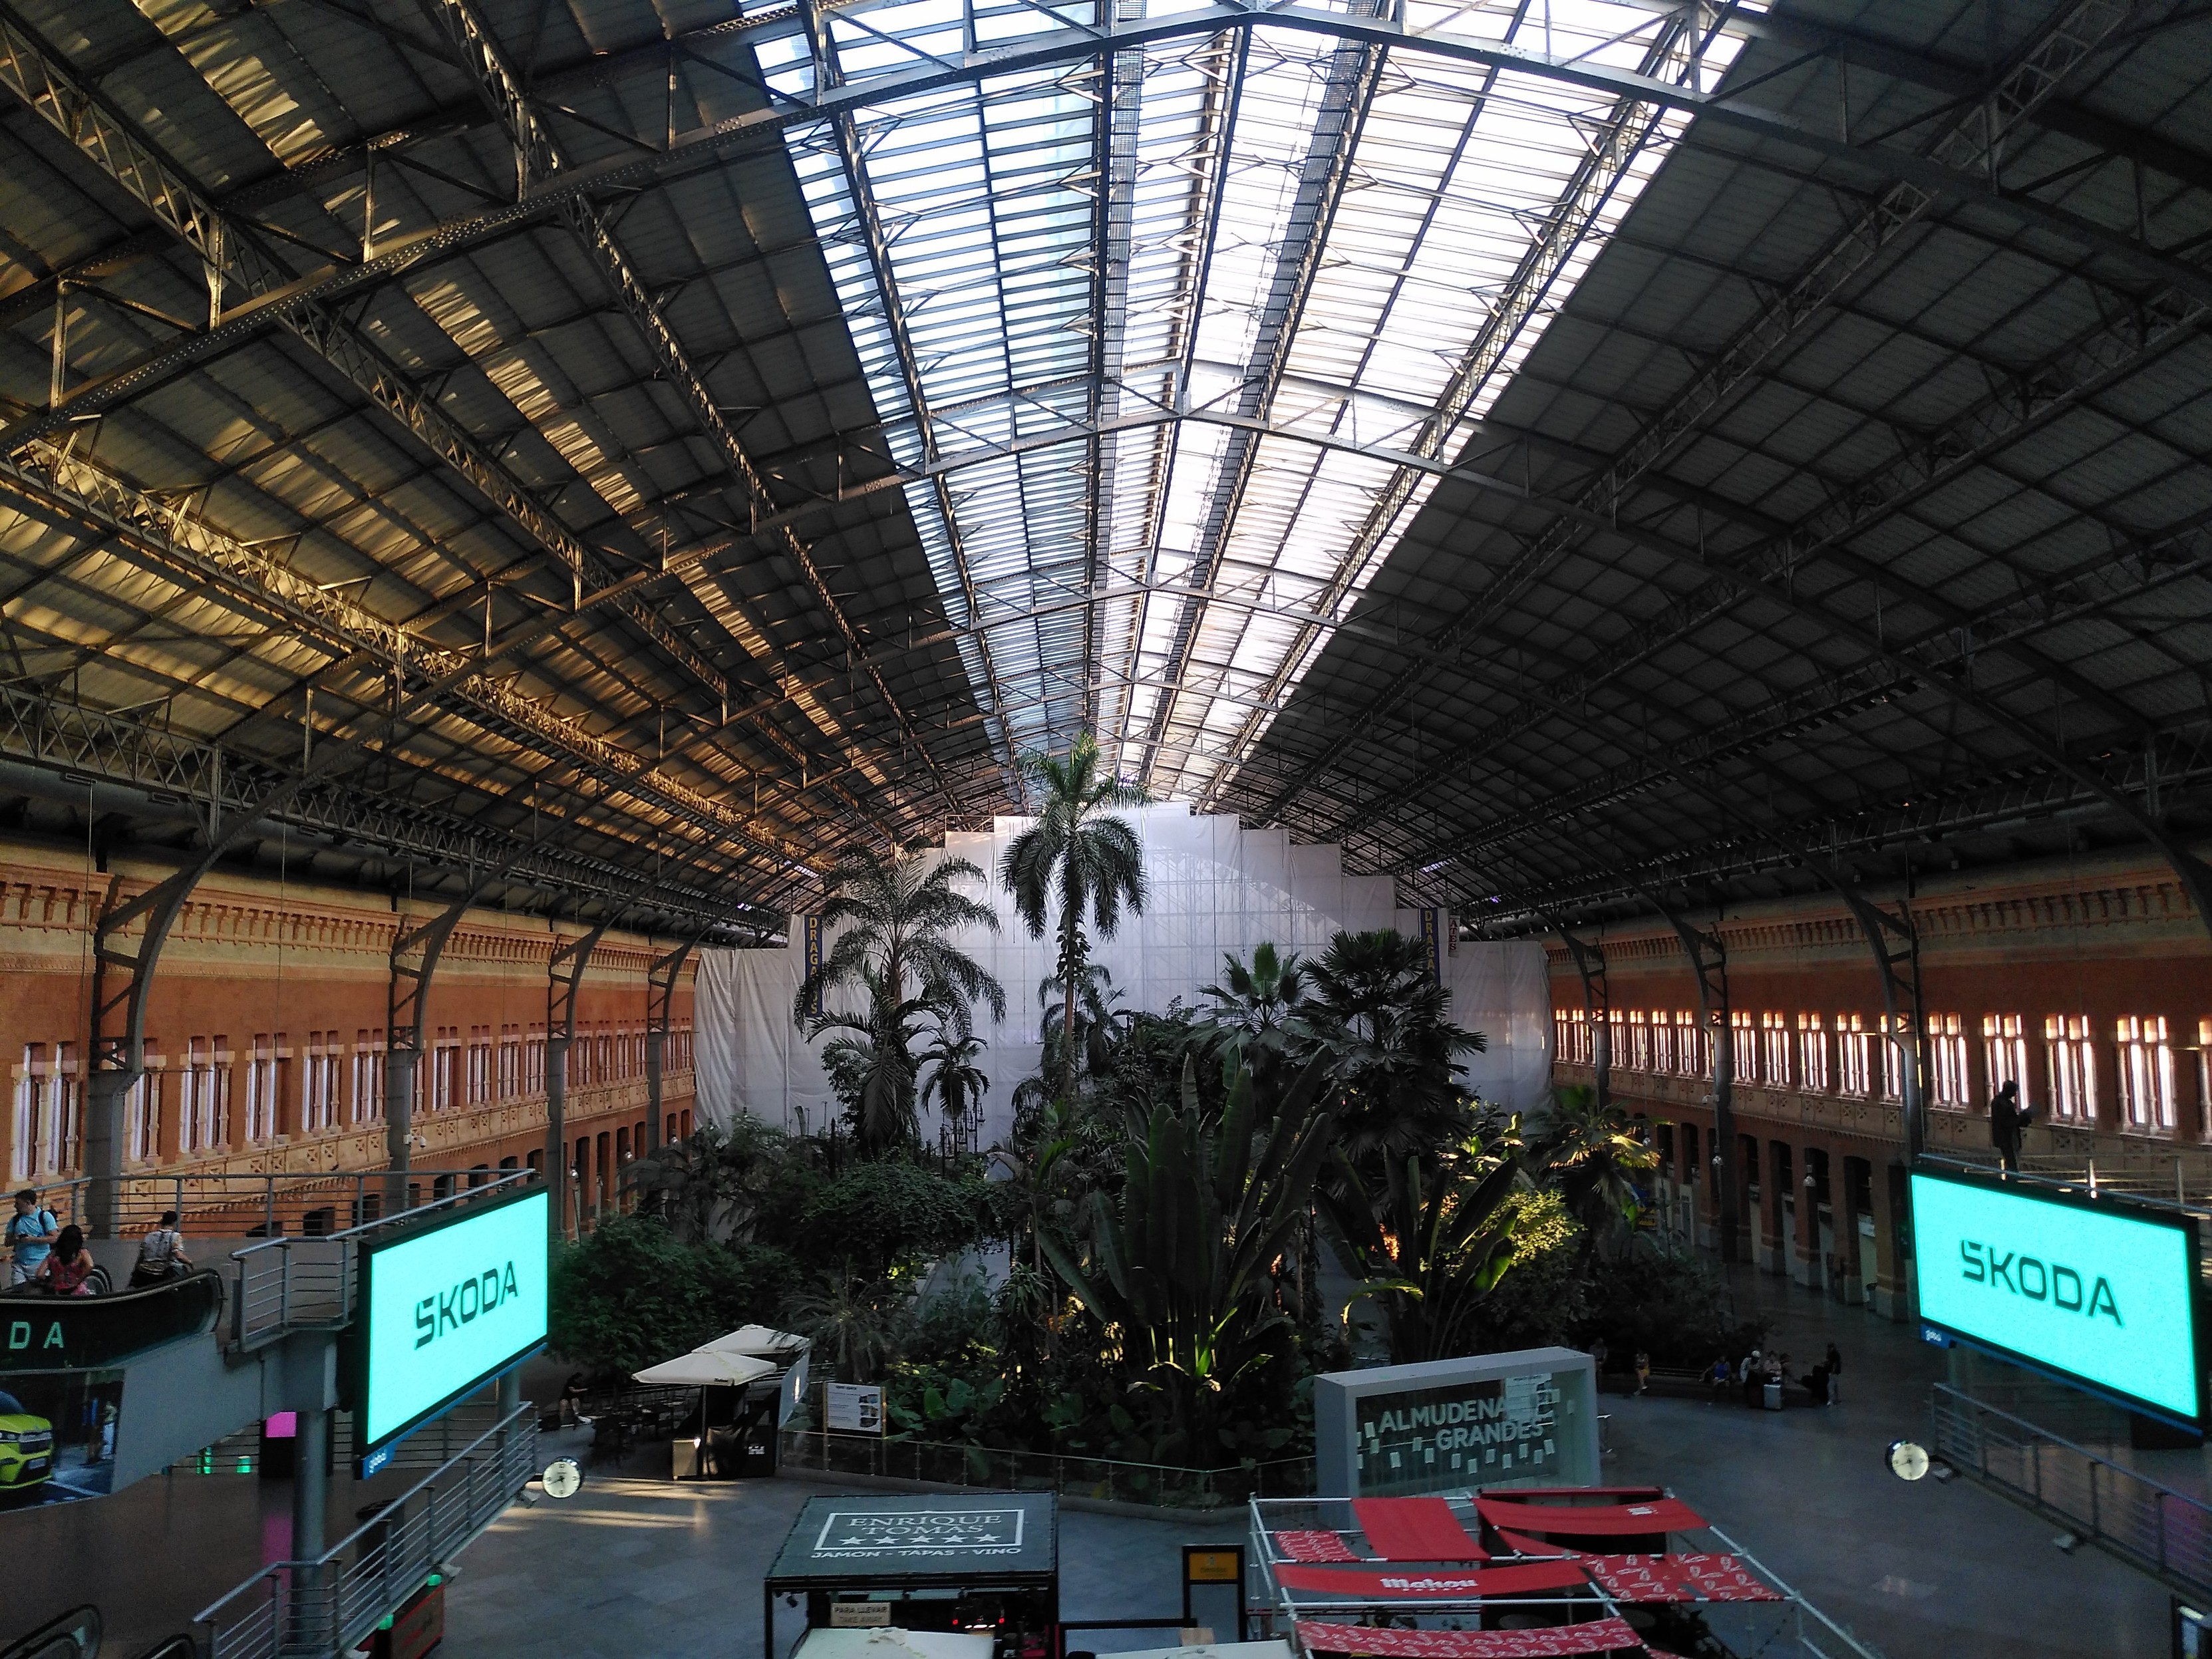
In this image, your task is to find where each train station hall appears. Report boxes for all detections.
[1,0,2210,1656]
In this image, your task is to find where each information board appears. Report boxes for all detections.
[826,1381,883,1433]
[1314,1348,1599,1497]
[356,1186,548,1455]
[1911,1165,2203,1425]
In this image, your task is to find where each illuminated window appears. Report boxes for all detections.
[1927,1014,1971,1109]
[1760,1012,1791,1087]
[1730,1011,1757,1081]
[1837,1014,1871,1097]
[1627,1010,1652,1072]
[1798,1013,1829,1093]
[302,1034,338,1133]
[2115,1016,2176,1131]
[126,1067,157,1163]
[2045,1015,2096,1122]
[10,1043,45,1181]
[1650,1010,1675,1076]
[1982,1014,2030,1112]
[351,1031,385,1125]
[1555,1008,1589,1064]
[1672,1011,1705,1078]
[182,1036,229,1153]
[499,1026,522,1098]
[1876,1015,1910,1102]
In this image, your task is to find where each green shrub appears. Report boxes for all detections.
[549,1214,798,1376]
[795,1159,995,1275]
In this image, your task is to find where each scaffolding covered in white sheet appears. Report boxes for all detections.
[697,804,1551,1146]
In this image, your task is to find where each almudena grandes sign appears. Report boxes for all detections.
[1911,1165,2203,1426]
[1315,1348,1601,1497]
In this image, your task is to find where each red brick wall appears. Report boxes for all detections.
[0,834,696,1190]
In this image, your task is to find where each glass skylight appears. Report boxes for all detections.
[760,0,1753,801]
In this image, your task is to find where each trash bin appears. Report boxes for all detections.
[1762,1382,1783,1412]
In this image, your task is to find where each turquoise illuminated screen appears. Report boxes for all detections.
[361,1188,548,1449]
[1911,1169,2201,1421]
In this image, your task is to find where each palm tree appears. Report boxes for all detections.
[917,1016,989,1153]
[1000,734,1148,1102]
[1194,942,1307,1089]
[1320,1133,1525,1365]
[1038,1051,1336,1440]
[1532,1084,1660,1265]
[795,843,1005,1153]
[1307,927,1486,1166]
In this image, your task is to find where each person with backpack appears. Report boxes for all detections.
[7,1189,58,1287]
[129,1211,192,1287]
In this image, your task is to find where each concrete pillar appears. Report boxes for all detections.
[293,1406,329,1562]
[1760,1141,1790,1276]
[1835,1155,1867,1306]
[1867,1160,1911,1320]
[1794,1146,1823,1290]
[82,1069,132,1239]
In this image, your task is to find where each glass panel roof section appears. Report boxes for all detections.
[765,0,1753,802]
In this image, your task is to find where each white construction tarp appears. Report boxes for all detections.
[697,803,1553,1146]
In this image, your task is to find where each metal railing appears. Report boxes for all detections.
[230,1169,537,1350]
[32,1167,524,1241]
[1932,1383,2212,1597]
[194,1404,537,1659]
[779,1428,1313,1509]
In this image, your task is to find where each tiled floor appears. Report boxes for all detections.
[442,1441,1247,1659]
[1601,1261,2177,1657]
[11,1263,2198,1658]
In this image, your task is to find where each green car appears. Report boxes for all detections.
[0,1390,55,1497]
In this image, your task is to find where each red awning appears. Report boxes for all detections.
[1277,1563,1592,1599]
[1354,1498,1488,1561]
[1489,1531,1585,1561]
[1474,1497,1704,1537]
[1583,1555,1781,1604]
[1295,1616,1644,1657]
[1277,1530,1364,1564]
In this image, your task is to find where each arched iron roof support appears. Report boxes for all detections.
[385,873,501,1212]
[546,918,614,1243]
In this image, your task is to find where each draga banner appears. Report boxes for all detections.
[0,1370,124,1506]
[1911,1165,2203,1425]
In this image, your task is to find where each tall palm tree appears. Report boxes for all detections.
[1308,927,1486,1167]
[917,1016,990,1153]
[1000,734,1148,1101]
[796,843,1005,1153]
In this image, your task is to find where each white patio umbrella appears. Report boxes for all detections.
[631,1349,778,1388]
[698,1323,810,1358]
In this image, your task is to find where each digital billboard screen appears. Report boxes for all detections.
[1911,1165,2202,1424]
[357,1186,548,1455]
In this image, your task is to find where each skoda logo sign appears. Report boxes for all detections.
[1959,1241,2122,1324]
[414,1261,524,1349]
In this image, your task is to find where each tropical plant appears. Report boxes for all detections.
[794,1158,995,1278]
[917,1015,990,1150]
[1001,733,1148,1102]
[623,1116,792,1244]
[1307,928,1486,1167]
[1193,942,1309,1089]
[785,1275,914,1383]
[796,843,1005,1153]
[549,1215,798,1375]
[1530,1084,1660,1265]
[1320,1130,1525,1366]
[1038,1051,1336,1433]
